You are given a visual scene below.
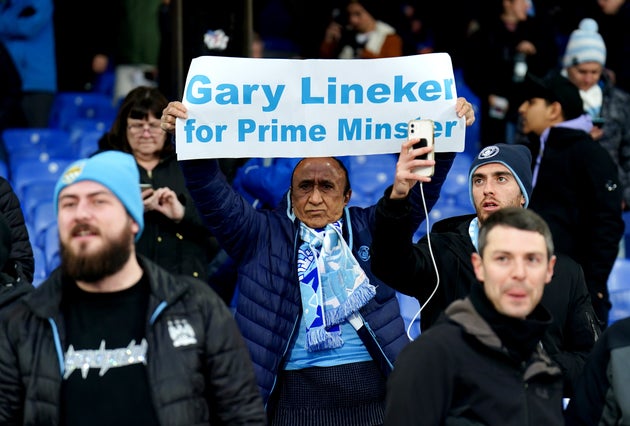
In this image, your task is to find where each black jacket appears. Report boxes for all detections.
[565,316,630,425]
[526,127,624,326]
[134,153,215,282]
[0,177,34,284]
[0,210,33,316]
[372,199,600,396]
[0,256,266,425]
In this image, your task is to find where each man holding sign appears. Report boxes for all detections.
[161,52,475,424]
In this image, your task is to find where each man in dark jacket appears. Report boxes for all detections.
[518,70,624,327]
[160,98,476,424]
[385,207,565,425]
[372,142,600,397]
[0,151,265,425]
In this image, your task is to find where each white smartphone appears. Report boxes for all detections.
[407,119,435,177]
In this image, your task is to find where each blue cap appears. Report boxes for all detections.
[54,151,144,241]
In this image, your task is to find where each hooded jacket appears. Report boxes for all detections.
[385,294,564,425]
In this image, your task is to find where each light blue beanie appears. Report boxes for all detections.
[563,18,606,68]
[54,151,144,241]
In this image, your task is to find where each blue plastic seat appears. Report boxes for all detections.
[44,224,60,273]
[440,152,473,206]
[21,181,57,224]
[440,167,469,204]
[75,130,104,158]
[31,201,56,250]
[48,92,117,131]
[623,211,630,259]
[608,258,630,325]
[0,160,7,179]
[68,118,109,145]
[347,154,397,208]
[2,128,75,159]
[427,200,475,224]
[32,245,48,287]
[396,292,421,340]
[11,159,72,201]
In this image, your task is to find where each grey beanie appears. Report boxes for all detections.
[468,144,533,208]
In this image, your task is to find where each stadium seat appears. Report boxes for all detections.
[44,224,60,273]
[427,200,475,223]
[48,92,117,131]
[0,159,7,179]
[11,158,72,201]
[75,130,104,158]
[623,211,630,259]
[451,151,473,172]
[347,154,397,208]
[608,258,630,325]
[440,167,469,206]
[396,292,421,340]
[21,181,57,223]
[2,128,75,159]
[32,245,48,287]
[31,201,56,250]
[68,118,109,145]
[441,152,473,207]
[413,199,474,243]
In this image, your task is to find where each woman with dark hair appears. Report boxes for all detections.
[98,86,215,282]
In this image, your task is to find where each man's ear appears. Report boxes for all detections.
[545,255,557,285]
[344,189,352,205]
[471,252,484,282]
[550,101,565,121]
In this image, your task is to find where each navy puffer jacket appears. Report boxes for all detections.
[181,155,452,405]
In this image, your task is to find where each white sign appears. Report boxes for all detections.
[175,53,465,160]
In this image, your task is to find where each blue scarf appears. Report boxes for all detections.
[297,220,376,352]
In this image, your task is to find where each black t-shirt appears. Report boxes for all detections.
[60,275,159,426]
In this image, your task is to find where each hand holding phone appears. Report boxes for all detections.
[408,119,435,177]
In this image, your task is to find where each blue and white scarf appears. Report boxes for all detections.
[297,220,376,352]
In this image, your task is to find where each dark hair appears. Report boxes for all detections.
[478,207,554,260]
[290,157,351,195]
[98,86,171,156]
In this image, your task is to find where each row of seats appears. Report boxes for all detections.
[47,92,117,132]
[0,92,117,286]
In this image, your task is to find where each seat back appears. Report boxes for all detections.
[44,224,60,273]
[68,118,109,146]
[21,181,57,224]
[48,92,116,131]
[31,201,56,250]
[11,159,71,201]
[608,258,630,325]
[32,245,48,287]
[347,154,397,208]
[75,130,104,158]
[2,128,75,166]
